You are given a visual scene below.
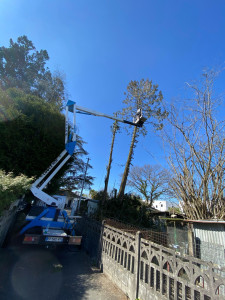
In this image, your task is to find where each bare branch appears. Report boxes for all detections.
[164,70,225,219]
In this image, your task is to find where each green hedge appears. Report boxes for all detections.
[0,170,33,213]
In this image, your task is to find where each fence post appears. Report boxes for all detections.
[188,222,194,256]
[98,220,105,271]
[132,231,141,300]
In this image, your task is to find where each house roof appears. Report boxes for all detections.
[184,219,225,224]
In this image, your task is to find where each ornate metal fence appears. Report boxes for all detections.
[79,218,225,300]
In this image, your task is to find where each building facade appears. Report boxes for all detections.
[152,200,169,211]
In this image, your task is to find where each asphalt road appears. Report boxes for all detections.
[0,215,128,300]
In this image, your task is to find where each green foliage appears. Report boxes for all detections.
[0,36,92,195]
[0,169,32,213]
[61,153,93,193]
[89,189,108,201]
[168,206,182,215]
[89,189,99,200]
[0,35,65,108]
[0,87,92,192]
[122,79,168,135]
[94,193,159,229]
[0,88,65,178]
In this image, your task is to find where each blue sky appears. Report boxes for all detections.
[1,0,225,194]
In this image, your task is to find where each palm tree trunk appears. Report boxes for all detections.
[118,126,138,200]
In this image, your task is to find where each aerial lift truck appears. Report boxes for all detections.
[21,100,146,246]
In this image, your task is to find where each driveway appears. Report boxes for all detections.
[0,216,128,300]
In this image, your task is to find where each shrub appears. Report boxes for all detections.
[0,169,33,213]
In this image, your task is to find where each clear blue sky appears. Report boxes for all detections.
[1,0,225,194]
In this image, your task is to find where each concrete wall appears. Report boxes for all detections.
[0,199,20,247]
[79,218,225,300]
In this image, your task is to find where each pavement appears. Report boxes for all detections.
[0,213,128,300]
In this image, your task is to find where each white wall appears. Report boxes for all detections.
[152,200,168,212]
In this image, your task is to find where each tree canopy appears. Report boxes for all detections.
[127,165,170,206]
[121,79,168,134]
[0,87,92,194]
[0,35,65,108]
[0,36,93,196]
[0,88,65,177]
[118,79,168,199]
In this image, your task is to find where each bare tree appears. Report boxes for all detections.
[165,70,225,219]
[127,164,170,206]
[117,79,168,200]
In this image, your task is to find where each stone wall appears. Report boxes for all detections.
[79,218,225,300]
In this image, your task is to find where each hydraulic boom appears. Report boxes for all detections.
[20,100,146,244]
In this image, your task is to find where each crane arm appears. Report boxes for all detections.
[31,101,77,208]
[66,100,146,128]
[31,100,146,209]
